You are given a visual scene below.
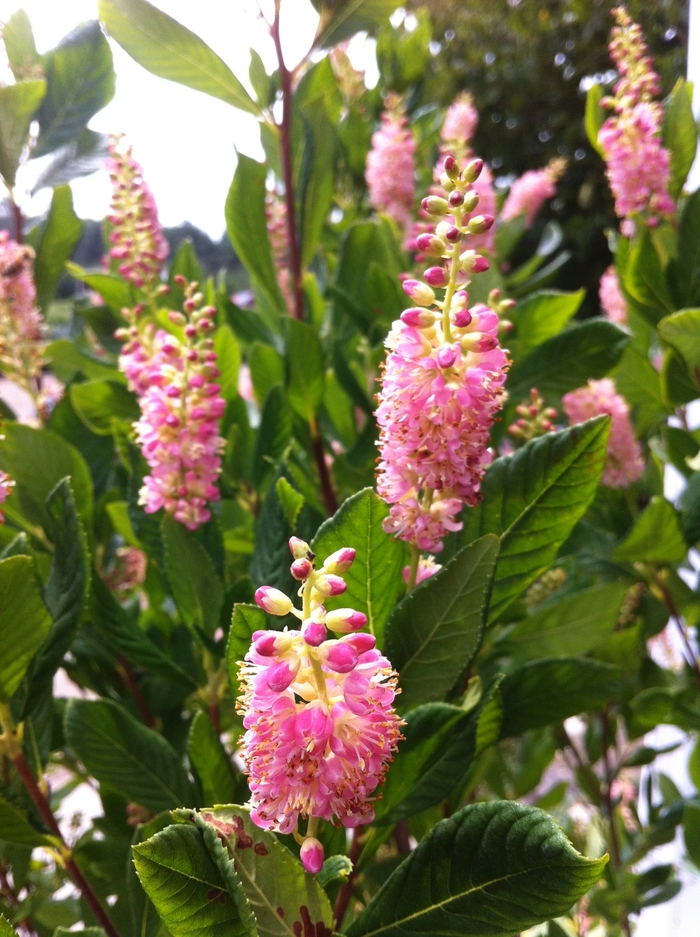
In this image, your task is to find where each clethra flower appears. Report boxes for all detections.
[441,92,479,147]
[117,277,225,530]
[376,156,509,553]
[598,8,674,228]
[106,136,169,291]
[0,231,47,398]
[501,158,567,228]
[366,95,417,230]
[562,378,644,488]
[599,266,628,325]
[237,538,402,874]
[402,555,442,586]
[102,546,148,595]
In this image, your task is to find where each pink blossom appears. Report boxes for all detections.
[402,555,442,585]
[107,136,168,291]
[501,159,566,228]
[0,468,14,524]
[102,546,148,595]
[598,10,674,225]
[562,378,644,488]
[237,540,402,871]
[599,266,627,324]
[119,282,225,531]
[441,92,478,146]
[366,98,416,230]
[0,232,46,395]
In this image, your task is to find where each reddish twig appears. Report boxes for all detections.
[270,0,305,321]
[311,428,338,517]
[116,654,155,728]
[649,570,700,692]
[600,710,631,937]
[11,752,122,937]
[334,826,363,930]
[208,702,221,734]
[9,196,23,244]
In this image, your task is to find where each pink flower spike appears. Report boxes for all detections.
[325,609,368,633]
[255,587,293,616]
[300,837,325,875]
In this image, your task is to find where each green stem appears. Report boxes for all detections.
[441,207,464,342]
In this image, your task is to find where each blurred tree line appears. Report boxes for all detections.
[402,0,689,311]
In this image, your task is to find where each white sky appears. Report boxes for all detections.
[0,0,328,236]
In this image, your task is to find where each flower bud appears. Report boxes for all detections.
[443,154,458,177]
[300,837,324,875]
[448,190,464,208]
[462,190,480,213]
[424,266,448,288]
[467,215,494,235]
[266,657,300,691]
[416,233,447,257]
[453,308,473,328]
[291,558,312,580]
[255,586,293,616]
[302,620,327,647]
[402,279,435,306]
[436,344,458,369]
[444,226,462,243]
[314,574,347,597]
[459,251,490,273]
[253,633,279,656]
[341,632,377,654]
[322,547,356,574]
[462,332,498,353]
[325,609,368,633]
[320,641,358,673]
[438,173,456,192]
[462,158,484,183]
[168,311,187,325]
[401,308,435,329]
[421,196,449,216]
[289,537,311,559]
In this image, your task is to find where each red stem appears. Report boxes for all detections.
[208,702,221,734]
[270,0,305,321]
[650,570,700,692]
[311,428,338,517]
[9,196,22,244]
[333,827,363,931]
[116,654,156,728]
[600,711,631,937]
[12,753,122,937]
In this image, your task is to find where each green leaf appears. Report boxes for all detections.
[31,128,110,194]
[213,325,241,404]
[347,801,607,937]
[22,479,89,704]
[34,21,115,157]
[99,0,259,115]
[658,309,700,383]
[70,380,140,435]
[684,802,700,868]
[660,347,698,408]
[508,319,629,399]
[385,535,499,711]
[499,659,623,738]
[663,78,697,200]
[620,228,674,324]
[252,385,293,487]
[133,823,253,937]
[612,496,687,565]
[511,289,584,358]
[286,319,325,423]
[0,918,16,937]
[0,556,51,702]
[313,0,401,49]
[667,190,700,308]
[64,698,197,812]
[312,488,406,645]
[226,603,267,692]
[47,337,124,384]
[505,582,628,659]
[3,10,39,79]
[249,343,284,406]
[194,806,334,937]
[612,345,668,434]
[226,154,285,312]
[188,712,241,806]
[0,79,46,186]
[248,48,272,107]
[585,83,605,155]
[0,793,58,847]
[461,418,610,622]
[275,477,304,528]
[298,99,337,268]
[33,185,83,311]
[66,262,139,316]
[162,516,224,638]
[90,573,197,687]
[0,422,93,532]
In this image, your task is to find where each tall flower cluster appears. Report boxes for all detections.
[599,266,628,324]
[238,538,402,874]
[598,8,674,229]
[0,231,46,398]
[117,278,225,530]
[441,92,479,148]
[365,95,416,230]
[562,378,644,488]
[265,193,294,311]
[501,158,567,228]
[107,136,169,291]
[376,155,509,554]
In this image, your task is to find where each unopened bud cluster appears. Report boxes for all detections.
[508,388,558,445]
[376,155,509,553]
[117,277,225,530]
[238,538,402,873]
